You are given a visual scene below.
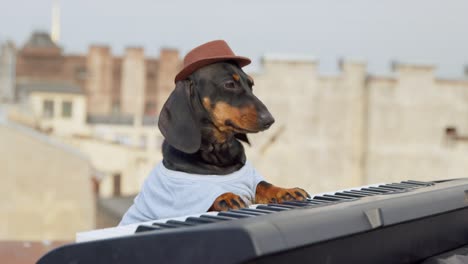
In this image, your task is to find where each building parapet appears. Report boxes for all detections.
[87,114,134,125]
[87,114,158,126]
[391,61,436,72]
[262,53,317,63]
[17,81,83,95]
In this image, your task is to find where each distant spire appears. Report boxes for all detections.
[51,0,60,43]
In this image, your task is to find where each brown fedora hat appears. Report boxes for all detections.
[174,40,251,83]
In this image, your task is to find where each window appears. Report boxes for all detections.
[75,66,87,80]
[42,100,54,118]
[62,101,73,118]
[113,173,121,197]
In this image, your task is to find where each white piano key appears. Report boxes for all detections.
[76,211,220,242]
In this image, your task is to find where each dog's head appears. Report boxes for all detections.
[158,61,275,154]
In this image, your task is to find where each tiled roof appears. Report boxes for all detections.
[24,32,59,49]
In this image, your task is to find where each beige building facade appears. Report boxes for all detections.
[0,42,16,102]
[0,118,94,240]
[27,85,88,136]
[247,57,468,194]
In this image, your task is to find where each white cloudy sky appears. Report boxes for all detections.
[0,0,467,77]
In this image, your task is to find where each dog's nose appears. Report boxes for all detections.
[259,112,275,129]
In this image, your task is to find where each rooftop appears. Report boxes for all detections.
[23,32,59,50]
[17,82,84,95]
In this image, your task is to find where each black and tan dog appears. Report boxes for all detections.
[158,60,310,212]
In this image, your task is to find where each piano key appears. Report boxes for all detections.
[389,183,419,191]
[282,201,312,206]
[365,187,393,193]
[239,208,273,214]
[152,222,180,229]
[76,212,220,242]
[166,220,196,226]
[306,198,331,204]
[323,194,354,200]
[135,225,160,233]
[345,190,377,196]
[266,203,298,209]
[335,192,367,198]
[378,184,406,190]
[230,209,265,216]
[312,196,342,202]
[360,188,388,194]
[218,211,253,218]
[368,186,397,192]
[382,184,409,190]
[200,214,236,221]
[185,217,218,224]
[402,180,433,186]
[255,205,290,212]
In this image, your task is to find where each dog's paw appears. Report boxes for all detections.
[255,181,310,204]
[209,192,248,211]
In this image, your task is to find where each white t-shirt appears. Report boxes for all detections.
[119,161,265,226]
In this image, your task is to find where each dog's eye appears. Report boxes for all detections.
[224,81,236,89]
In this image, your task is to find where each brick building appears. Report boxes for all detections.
[8,31,180,119]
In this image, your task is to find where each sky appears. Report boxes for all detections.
[0,0,467,78]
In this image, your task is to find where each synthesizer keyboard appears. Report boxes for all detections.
[38,179,468,264]
[75,182,399,242]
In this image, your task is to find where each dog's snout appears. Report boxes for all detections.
[259,112,275,129]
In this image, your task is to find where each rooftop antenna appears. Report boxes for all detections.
[51,0,60,43]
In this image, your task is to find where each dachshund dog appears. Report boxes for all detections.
[158,61,310,212]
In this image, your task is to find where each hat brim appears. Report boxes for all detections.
[174,55,251,83]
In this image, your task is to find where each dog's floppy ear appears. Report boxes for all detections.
[158,80,201,153]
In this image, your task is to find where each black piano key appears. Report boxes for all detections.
[256,205,289,212]
[368,186,397,192]
[282,201,311,206]
[393,183,421,188]
[378,184,406,190]
[185,217,218,224]
[380,184,420,193]
[367,186,394,193]
[218,211,253,218]
[306,198,330,203]
[239,208,273,214]
[200,214,235,221]
[313,196,342,202]
[386,183,418,189]
[135,225,160,233]
[231,209,265,216]
[152,222,180,229]
[402,180,433,186]
[323,194,354,200]
[166,220,196,226]
[345,190,377,196]
[267,203,297,209]
[335,192,367,198]
[360,188,388,194]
